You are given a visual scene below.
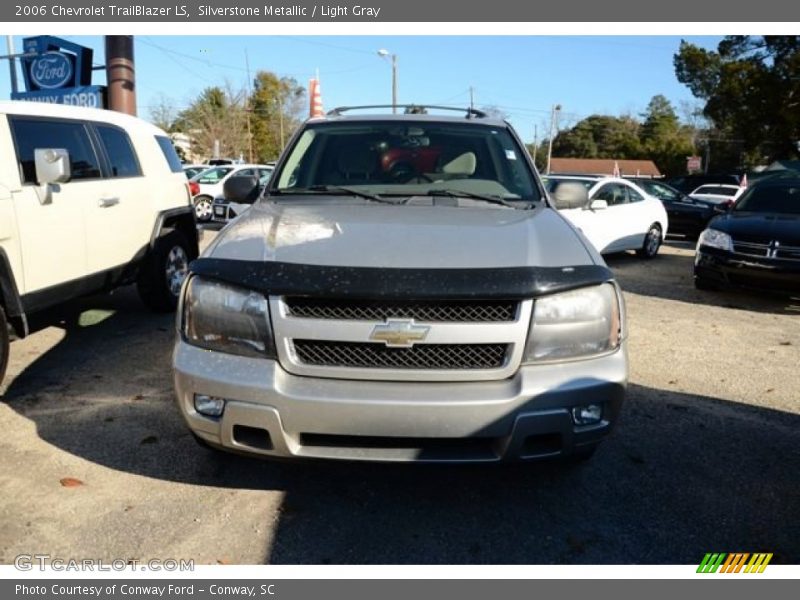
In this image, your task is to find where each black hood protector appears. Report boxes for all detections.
[189,258,614,300]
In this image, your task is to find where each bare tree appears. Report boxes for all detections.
[175,82,249,161]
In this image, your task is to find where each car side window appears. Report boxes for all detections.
[627,186,644,203]
[11,117,102,184]
[593,183,628,206]
[95,125,142,178]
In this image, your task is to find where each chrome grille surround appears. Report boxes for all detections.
[270,296,533,382]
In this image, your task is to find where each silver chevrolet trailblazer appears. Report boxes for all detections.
[173,106,627,463]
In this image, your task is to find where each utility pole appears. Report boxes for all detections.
[532,124,538,170]
[469,86,474,111]
[244,48,253,163]
[105,35,136,115]
[546,104,561,175]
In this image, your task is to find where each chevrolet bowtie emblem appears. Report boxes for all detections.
[369,320,430,348]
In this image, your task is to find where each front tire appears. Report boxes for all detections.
[636,223,662,259]
[0,305,9,386]
[137,230,191,312]
[193,195,214,222]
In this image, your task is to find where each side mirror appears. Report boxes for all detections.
[588,199,608,211]
[223,175,260,204]
[34,148,71,185]
[551,182,589,210]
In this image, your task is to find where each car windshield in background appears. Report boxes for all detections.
[694,185,738,196]
[195,166,234,183]
[637,181,681,201]
[735,183,800,214]
[272,121,540,204]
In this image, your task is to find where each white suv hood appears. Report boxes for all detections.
[205,200,596,269]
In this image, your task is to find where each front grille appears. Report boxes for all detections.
[732,239,800,260]
[293,340,508,370]
[284,297,517,322]
[732,241,770,257]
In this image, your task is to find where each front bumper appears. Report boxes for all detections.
[173,341,628,463]
[695,247,800,294]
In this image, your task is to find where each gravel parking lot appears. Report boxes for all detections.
[1,237,798,565]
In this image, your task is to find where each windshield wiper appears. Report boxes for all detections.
[274,185,403,205]
[422,189,525,209]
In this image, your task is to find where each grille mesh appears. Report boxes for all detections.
[293,340,508,370]
[285,298,517,322]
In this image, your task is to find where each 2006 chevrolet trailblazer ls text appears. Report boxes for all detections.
[172,106,628,463]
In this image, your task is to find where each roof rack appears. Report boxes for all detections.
[326,105,487,119]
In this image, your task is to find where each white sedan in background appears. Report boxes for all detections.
[689,183,745,206]
[189,164,273,222]
[545,175,669,258]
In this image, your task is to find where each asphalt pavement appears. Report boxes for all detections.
[1,239,798,565]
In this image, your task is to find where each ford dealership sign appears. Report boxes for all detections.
[30,51,74,89]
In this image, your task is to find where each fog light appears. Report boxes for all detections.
[194,394,226,417]
[571,404,602,425]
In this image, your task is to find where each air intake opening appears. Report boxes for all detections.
[299,433,498,461]
[233,425,273,451]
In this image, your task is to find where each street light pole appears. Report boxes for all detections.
[546,103,561,175]
[391,53,397,114]
[378,49,398,114]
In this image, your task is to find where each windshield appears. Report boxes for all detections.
[693,185,738,196]
[637,180,682,201]
[194,166,234,184]
[271,120,540,203]
[734,183,800,214]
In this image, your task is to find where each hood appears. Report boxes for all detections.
[204,199,595,269]
[710,211,800,245]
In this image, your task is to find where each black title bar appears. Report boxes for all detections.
[6,0,800,21]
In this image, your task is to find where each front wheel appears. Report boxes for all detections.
[636,223,662,259]
[137,230,192,312]
[0,305,9,387]
[193,195,214,222]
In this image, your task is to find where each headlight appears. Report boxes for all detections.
[182,277,275,358]
[523,283,622,363]
[697,228,733,252]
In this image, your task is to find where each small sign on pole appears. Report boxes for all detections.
[686,155,702,174]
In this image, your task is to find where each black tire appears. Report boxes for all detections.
[636,223,662,259]
[694,276,719,291]
[0,305,9,387]
[137,230,192,313]
[193,195,214,222]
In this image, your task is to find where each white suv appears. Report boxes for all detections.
[0,101,200,385]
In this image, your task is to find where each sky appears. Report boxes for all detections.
[1,35,723,142]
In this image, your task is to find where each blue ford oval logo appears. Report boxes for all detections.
[30,51,73,90]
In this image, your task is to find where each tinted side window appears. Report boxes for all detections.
[11,118,101,184]
[155,135,183,173]
[96,125,141,178]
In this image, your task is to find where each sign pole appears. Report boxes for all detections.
[105,35,136,115]
[6,35,18,94]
